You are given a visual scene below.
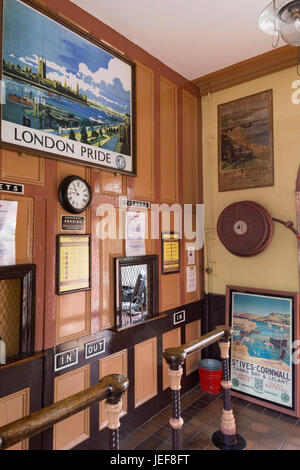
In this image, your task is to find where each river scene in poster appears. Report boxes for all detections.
[231,291,293,408]
[1,0,132,169]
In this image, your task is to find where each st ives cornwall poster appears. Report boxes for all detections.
[1,0,135,173]
[230,291,294,409]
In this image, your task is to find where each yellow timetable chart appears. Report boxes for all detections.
[57,235,90,294]
[162,232,180,273]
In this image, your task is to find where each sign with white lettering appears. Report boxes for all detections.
[54,348,78,371]
[0,181,24,194]
[119,197,150,210]
[0,0,136,176]
[61,215,85,231]
[173,310,185,325]
[84,338,105,359]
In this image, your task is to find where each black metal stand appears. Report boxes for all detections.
[211,337,247,451]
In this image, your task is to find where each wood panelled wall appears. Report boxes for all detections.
[0,0,203,449]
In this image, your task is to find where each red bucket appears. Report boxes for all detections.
[198,359,222,395]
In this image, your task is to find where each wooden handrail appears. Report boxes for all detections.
[163,325,233,368]
[0,373,129,450]
[163,325,246,451]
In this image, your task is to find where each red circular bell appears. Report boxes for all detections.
[217,201,274,257]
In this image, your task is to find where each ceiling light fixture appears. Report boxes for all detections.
[259,1,300,74]
[259,0,300,46]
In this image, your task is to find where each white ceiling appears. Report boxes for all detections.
[70,0,283,80]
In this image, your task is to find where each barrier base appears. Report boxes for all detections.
[211,430,247,450]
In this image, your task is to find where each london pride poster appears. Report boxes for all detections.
[228,287,296,411]
[0,0,136,174]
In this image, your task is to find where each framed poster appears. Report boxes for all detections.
[218,90,274,192]
[161,232,180,274]
[0,0,136,175]
[56,234,91,295]
[226,286,298,414]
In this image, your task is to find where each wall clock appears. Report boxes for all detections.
[58,175,92,214]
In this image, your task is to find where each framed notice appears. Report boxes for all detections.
[0,0,136,176]
[227,285,298,414]
[56,234,91,295]
[162,232,180,274]
[218,90,274,192]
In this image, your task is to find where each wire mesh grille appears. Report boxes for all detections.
[121,264,149,318]
[0,278,21,358]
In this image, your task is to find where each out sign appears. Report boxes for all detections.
[85,338,105,359]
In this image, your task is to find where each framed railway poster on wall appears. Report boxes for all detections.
[218,90,274,192]
[0,0,136,176]
[226,285,298,415]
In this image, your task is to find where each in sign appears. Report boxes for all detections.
[54,348,78,371]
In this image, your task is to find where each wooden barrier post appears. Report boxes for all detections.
[102,374,129,451]
[164,348,186,450]
[211,331,246,450]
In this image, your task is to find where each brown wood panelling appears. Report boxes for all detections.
[1,150,45,186]
[134,337,157,408]
[0,195,33,264]
[182,90,198,205]
[56,291,91,344]
[100,171,125,196]
[162,328,181,390]
[56,161,91,344]
[99,207,124,330]
[185,319,201,375]
[99,349,128,429]
[53,365,90,450]
[134,62,155,201]
[160,76,178,203]
[0,388,30,450]
[193,45,298,96]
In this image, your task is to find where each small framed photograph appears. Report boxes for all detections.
[226,285,299,415]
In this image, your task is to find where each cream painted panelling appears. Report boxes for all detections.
[202,66,300,295]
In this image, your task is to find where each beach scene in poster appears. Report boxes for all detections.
[219,91,273,191]
[231,292,293,408]
[1,0,132,169]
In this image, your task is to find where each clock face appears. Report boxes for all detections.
[59,176,92,214]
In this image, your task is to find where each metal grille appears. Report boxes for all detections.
[121,264,148,316]
[0,278,21,358]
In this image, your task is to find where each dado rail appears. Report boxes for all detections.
[163,326,247,451]
[0,373,129,451]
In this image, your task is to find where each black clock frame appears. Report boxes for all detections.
[58,175,92,214]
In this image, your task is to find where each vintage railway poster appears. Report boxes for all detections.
[218,90,274,191]
[229,288,294,409]
[1,0,135,174]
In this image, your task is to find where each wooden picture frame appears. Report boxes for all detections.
[161,232,180,274]
[218,90,274,192]
[0,0,136,176]
[56,234,91,295]
[0,264,36,362]
[114,255,159,331]
[226,285,299,416]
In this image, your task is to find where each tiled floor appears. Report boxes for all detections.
[120,385,300,451]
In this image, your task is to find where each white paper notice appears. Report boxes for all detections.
[126,211,146,257]
[186,266,197,293]
[0,200,18,266]
[187,247,195,265]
